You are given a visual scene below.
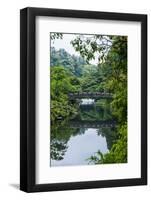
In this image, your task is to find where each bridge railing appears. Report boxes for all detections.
[68,92,112,98]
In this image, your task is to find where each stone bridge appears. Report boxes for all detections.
[68,92,112,100]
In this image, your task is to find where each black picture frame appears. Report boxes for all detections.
[20,7,147,192]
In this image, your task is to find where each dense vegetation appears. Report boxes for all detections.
[50,47,97,121]
[51,47,88,77]
[50,66,80,121]
[50,33,127,164]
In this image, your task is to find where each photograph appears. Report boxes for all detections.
[50,32,127,167]
[20,7,147,192]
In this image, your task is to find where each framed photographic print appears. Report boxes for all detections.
[20,7,147,192]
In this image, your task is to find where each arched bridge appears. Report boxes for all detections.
[69,120,116,128]
[68,92,112,100]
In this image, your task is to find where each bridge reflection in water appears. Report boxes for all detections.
[50,98,117,167]
[69,120,116,128]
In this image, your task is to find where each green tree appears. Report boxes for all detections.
[51,66,80,121]
[50,47,88,77]
[71,34,127,163]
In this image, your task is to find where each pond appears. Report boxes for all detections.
[50,98,117,167]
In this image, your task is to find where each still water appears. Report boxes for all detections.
[50,99,117,167]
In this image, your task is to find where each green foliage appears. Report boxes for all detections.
[88,123,127,164]
[51,66,80,121]
[103,36,127,122]
[71,34,128,164]
[71,35,112,63]
[50,47,88,77]
[50,33,128,164]
[80,65,104,92]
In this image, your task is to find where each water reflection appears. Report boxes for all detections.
[50,99,118,167]
[51,128,108,166]
[80,98,95,105]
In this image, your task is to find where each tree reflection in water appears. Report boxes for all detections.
[50,99,118,166]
